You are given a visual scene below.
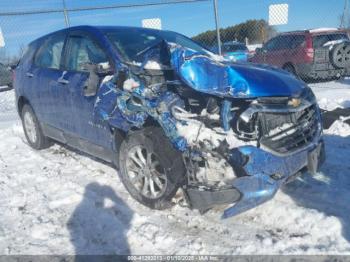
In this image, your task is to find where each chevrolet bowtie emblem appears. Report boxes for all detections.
[288,98,301,107]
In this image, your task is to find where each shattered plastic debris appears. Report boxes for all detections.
[123,78,140,91]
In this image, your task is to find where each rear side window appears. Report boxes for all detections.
[265,36,286,50]
[312,33,349,48]
[290,35,306,48]
[35,33,65,69]
[64,35,108,71]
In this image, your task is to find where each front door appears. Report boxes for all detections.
[61,32,114,149]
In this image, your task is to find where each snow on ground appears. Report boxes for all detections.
[0,89,17,128]
[310,77,350,111]
[0,83,350,255]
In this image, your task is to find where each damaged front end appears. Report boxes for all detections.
[94,37,325,218]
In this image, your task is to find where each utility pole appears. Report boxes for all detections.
[62,0,70,28]
[340,0,349,29]
[213,0,221,55]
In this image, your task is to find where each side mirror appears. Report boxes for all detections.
[255,47,263,54]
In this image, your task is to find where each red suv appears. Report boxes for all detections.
[250,28,350,80]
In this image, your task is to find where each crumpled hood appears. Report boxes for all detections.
[170,48,306,99]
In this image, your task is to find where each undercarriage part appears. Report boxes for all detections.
[185,185,241,214]
[222,173,278,218]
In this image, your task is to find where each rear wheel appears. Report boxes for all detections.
[119,126,186,210]
[21,104,51,150]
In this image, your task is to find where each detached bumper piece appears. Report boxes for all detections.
[183,138,324,219]
[221,140,325,218]
[185,186,241,214]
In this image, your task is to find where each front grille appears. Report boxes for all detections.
[259,105,319,154]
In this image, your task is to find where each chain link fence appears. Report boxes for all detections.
[0,0,349,122]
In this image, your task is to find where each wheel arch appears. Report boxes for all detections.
[17,96,31,116]
[282,62,296,70]
[111,116,167,168]
[282,62,298,76]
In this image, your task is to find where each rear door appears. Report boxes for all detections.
[29,32,75,131]
[251,36,280,64]
[265,35,289,67]
[60,31,114,149]
[286,34,306,66]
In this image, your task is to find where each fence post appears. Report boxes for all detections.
[213,0,221,55]
[62,0,70,27]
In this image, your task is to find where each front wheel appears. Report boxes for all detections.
[21,104,51,150]
[119,126,186,210]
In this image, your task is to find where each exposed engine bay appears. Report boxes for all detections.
[93,40,324,217]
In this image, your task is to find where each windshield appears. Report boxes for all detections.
[313,33,349,48]
[105,28,211,63]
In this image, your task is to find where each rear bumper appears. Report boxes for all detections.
[296,63,346,79]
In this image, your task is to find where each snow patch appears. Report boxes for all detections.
[123,78,140,91]
[101,75,114,84]
[143,60,163,70]
[323,39,348,49]
[309,28,339,33]
[310,78,350,111]
[324,119,350,137]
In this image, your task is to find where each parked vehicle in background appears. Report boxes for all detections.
[250,28,350,81]
[14,26,325,218]
[0,62,13,91]
[212,41,249,61]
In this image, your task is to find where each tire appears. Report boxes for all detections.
[119,126,186,210]
[21,104,51,150]
[330,42,350,69]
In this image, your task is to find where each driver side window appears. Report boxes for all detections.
[65,35,109,71]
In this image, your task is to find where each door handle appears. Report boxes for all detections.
[26,72,34,78]
[58,78,69,85]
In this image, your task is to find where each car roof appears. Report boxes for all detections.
[30,25,167,45]
[279,28,347,36]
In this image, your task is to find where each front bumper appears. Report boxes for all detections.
[185,138,325,218]
[222,139,325,218]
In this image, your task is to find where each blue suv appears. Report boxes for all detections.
[14,26,325,218]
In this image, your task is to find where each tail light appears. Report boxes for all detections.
[306,48,314,60]
[305,36,314,62]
